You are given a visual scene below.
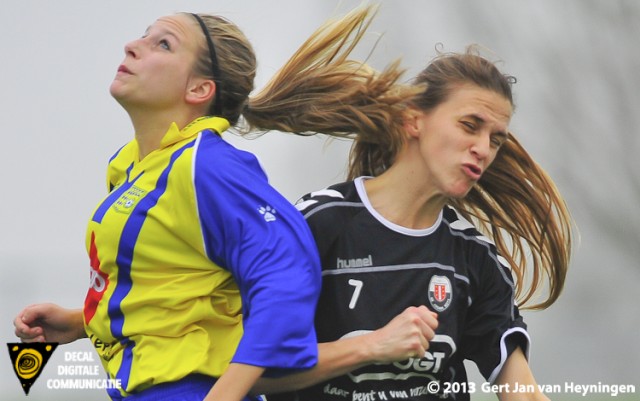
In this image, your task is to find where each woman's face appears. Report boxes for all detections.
[413,84,512,199]
[109,14,202,112]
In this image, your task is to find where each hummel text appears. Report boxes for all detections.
[336,255,373,269]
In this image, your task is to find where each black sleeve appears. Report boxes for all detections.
[461,248,530,383]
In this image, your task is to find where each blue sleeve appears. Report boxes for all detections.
[193,134,321,376]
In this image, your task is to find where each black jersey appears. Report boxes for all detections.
[290,178,529,401]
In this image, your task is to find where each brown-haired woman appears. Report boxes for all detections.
[254,47,572,401]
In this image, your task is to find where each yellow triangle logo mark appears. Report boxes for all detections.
[7,342,58,395]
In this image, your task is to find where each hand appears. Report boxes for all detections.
[14,303,85,344]
[366,306,438,363]
[252,307,438,394]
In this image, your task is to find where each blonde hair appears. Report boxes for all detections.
[243,5,422,142]
[189,6,419,146]
[189,13,257,125]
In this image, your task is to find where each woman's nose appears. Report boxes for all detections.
[124,38,142,58]
[470,133,491,160]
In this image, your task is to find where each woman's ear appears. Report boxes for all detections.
[403,107,422,139]
[185,78,216,107]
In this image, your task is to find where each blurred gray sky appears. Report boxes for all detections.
[1,1,638,400]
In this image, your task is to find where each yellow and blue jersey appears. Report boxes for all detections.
[83,117,321,397]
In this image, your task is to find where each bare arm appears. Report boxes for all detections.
[496,347,550,401]
[203,363,265,401]
[14,303,86,344]
[253,306,438,394]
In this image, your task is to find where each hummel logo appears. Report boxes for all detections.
[258,205,277,222]
[336,255,373,269]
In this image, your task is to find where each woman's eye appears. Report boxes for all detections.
[462,121,476,131]
[159,39,170,50]
[491,136,506,148]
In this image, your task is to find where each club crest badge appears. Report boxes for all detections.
[428,275,452,312]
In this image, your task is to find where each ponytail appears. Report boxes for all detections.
[243,4,421,148]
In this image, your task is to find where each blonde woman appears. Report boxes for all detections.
[14,6,436,401]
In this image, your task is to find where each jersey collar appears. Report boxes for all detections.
[160,116,231,149]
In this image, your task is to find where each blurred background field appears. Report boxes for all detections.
[1,0,638,400]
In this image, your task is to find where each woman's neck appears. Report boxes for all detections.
[363,158,447,230]
[127,108,200,160]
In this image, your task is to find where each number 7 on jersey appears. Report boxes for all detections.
[348,279,363,309]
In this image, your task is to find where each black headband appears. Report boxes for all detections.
[190,13,222,116]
